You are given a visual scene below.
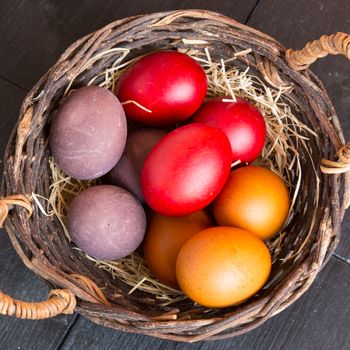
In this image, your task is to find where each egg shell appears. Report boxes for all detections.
[115,50,207,126]
[104,128,167,201]
[192,96,266,163]
[143,210,213,288]
[176,226,272,308]
[141,123,232,216]
[67,185,146,260]
[50,86,127,180]
[213,165,290,240]
[103,154,143,201]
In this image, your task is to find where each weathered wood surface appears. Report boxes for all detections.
[0,0,257,90]
[1,0,350,348]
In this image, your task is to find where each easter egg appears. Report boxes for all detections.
[213,166,290,240]
[115,51,207,126]
[143,210,213,288]
[176,226,272,308]
[193,97,266,163]
[141,123,232,216]
[104,128,167,201]
[50,86,127,180]
[67,185,146,260]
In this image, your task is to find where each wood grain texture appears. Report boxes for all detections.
[0,229,77,349]
[2,5,345,342]
[1,0,350,348]
[247,0,350,261]
[0,79,77,350]
[60,257,350,350]
[0,0,257,90]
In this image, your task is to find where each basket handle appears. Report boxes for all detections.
[0,289,76,319]
[1,195,111,319]
[285,32,350,71]
[0,195,76,319]
[286,32,350,174]
[0,195,33,227]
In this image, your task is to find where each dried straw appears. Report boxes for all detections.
[32,47,318,304]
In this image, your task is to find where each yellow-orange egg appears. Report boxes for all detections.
[143,210,212,288]
[176,226,271,308]
[213,165,290,240]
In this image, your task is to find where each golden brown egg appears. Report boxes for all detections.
[213,165,290,240]
[143,210,212,288]
[176,226,271,308]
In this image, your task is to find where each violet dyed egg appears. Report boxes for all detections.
[104,128,167,201]
[67,185,146,260]
[104,154,143,201]
[50,86,127,180]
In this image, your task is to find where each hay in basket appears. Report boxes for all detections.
[1,10,350,342]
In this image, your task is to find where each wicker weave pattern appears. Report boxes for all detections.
[286,32,350,70]
[0,289,76,319]
[1,10,349,342]
[0,195,32,228]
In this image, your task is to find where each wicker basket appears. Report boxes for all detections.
[1,10,350,342]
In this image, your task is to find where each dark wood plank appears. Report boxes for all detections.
[2,1,350,349]
[60,257,350,350]
[0,231,78,350]
[0,78,77,350]
[247,0,350,259]
[232,256,350,350]
[0,0,257,91]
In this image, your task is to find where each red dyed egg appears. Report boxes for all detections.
[141,123,232,216]
[115,51,207,126]
[193,97,266,163]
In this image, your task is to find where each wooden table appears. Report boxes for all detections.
[1,1,350,349]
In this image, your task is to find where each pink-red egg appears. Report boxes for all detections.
[193,97,266,163]
[115,51,207,126]
[141,123,232,216]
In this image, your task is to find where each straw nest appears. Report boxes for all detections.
[2,10,348,342]
[33,47,317,305]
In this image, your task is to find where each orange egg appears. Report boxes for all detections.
[176,226,271,308]
[213,165,290,240]
[143,210,212,288]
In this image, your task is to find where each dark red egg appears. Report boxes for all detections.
[115,51,207,126]
[141,123,232,216]
[193,97,266,163]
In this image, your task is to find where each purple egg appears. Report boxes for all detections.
[67,185,146,260]
[50,86,127,180]
[103,153,144,201]
[104,128,167,201]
